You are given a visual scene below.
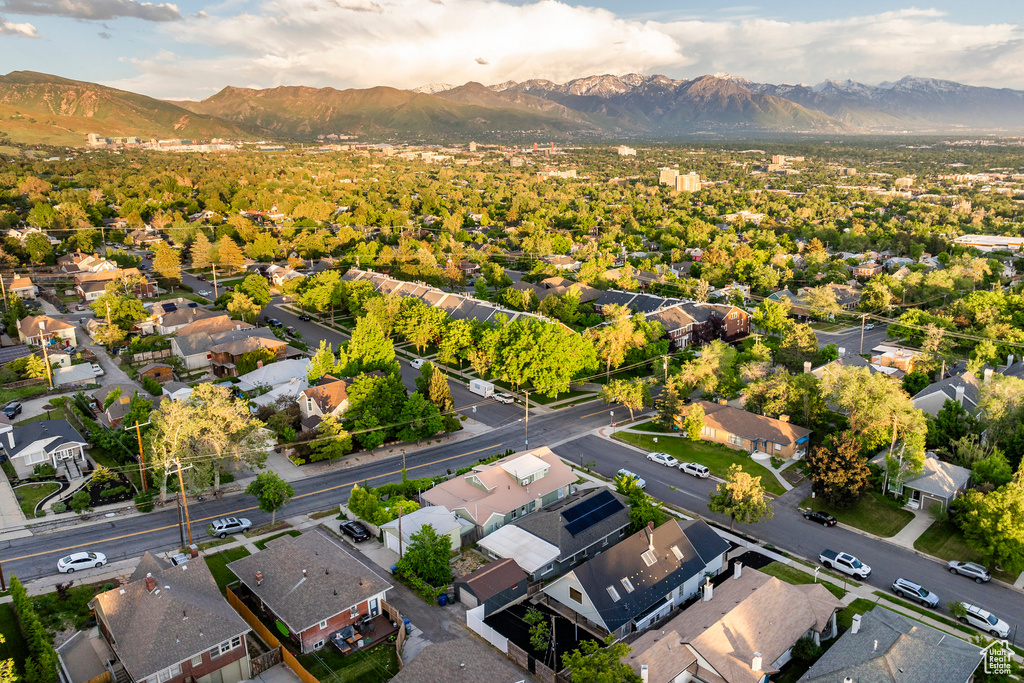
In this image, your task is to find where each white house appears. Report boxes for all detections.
[380,506,464,555]
[18,315,77,348]
[0,420,88,479]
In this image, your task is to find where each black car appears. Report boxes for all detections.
[802,510,837,526]
[266,318,283,328]
[1,402,21,419]
[340,521,371,542]
[298,314,311,322]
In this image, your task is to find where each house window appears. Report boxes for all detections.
[313,640,325,650]
[156,664,181,683]
[620,577,634,593]
[190,655,202,667]
[209,636,239,659]
[569,587,583,603]
[319,619,329,630]
[703,426,717,439]
[728,434,743,446]
[543,564,554,575]
[606,585,621,602]
[774,443,782,451]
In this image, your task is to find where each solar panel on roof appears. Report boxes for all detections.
[564,491,625,536]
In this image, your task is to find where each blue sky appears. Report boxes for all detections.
[0,1,1022,99]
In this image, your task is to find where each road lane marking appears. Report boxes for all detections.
[579,407,615,419]
[4,443,503,563]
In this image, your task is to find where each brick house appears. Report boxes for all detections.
[75,269,156,301]
[92,552,251,683]
[209,335,289,378]
[228,531,391,654]
[682,400,812,459]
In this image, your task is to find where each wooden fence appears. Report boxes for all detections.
[130,348,172,364]
[382,600,405,670]
[249,648,282,677]
[226,587,318,683]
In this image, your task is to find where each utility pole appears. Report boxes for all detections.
[524,390,530,446]
[398,504,403,559]
[212,263,219,299]
[859,313,867,355]
[133,420,150,492]
[38,321,53,390]
[0,275,7,310]
[174,459,194,547]
[0,559,6,592]
[663,355,668,383]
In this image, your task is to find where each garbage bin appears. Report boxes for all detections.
[390,564,399,574]
[438,593,447,606]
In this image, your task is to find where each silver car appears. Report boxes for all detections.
[959,603,1010,638]
[948,561,991,583]
[647,452,678,467]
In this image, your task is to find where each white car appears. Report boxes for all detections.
[493,393,515,405]
[680,462,710,478]
[197,290,211,297]
[91,363,104,376]
[865,323,876,330]
[57,551,107,573]
[647,452,678,467]
[958,603,1010,638]
[410,358,426,369]
[616,469,646,489]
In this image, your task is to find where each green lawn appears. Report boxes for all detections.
[615,432,786,495]
[0,603,27,676]
[0,383,49,405]
[13,482,59,516]
[526,388,593,405]
[626,421,678,433]
[837,598,876,631]
[801,491,914,538]
[254,530,302,550]
[14,403,71,426]
[205,547,251,595]
[914,520,980,563]
[758,561,846,599]
[296,642,399,683]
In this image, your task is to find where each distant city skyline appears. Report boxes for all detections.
[0,0,1022,100]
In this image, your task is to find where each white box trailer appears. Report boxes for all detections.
[469,378,495,398]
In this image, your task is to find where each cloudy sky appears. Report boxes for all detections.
[0,0,1022,99]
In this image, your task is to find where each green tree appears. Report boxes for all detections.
[707,464,774,530]
[24,232,53,264]
[215,235,244,273]
[656,375,684,428]
[308,415,353,463]
[973,451,1014,489]
[426,365,454,412]
[901,371,930,396]
[600,377,651,421]
[152,243,181,288]
[927,399,979,453]
[227,291,261,324]
[588,304,646,379]
[803,285,842,320]
[307,340,341,384]
[561,636,642,683]
[92,291,147,330]
[237,273,272,306]
[954,479,1024,574]
[804,432,871,508]
[775,322,819,372]
[396,523,451,587]
[524,607,551,654]
[347,317,396,370]
[191,231,212,270]
[236,347,277,375]
[245,471,294,526]
[682,403,705,441]
[397,392,443,444]
[752,298,791,333]
[616,476,665,532]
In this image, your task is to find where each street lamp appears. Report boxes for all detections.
[609,410,614,428]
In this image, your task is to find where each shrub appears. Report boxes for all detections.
[100,485,129,499]
[32,463,56,479]
[134,490,155,513]
[791,636,822,663]
[141,376,162,396]
[50,501,66,513]
[69,490,91,513]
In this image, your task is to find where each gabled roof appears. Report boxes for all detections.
[237,358,309,387]
[567,519,730,633]
[380,505,462,546]
[228,531,391,633]
[628,568,843,683]
[870,452,972,499]
[4,419,86,458]
[388,637,529,683]
[157,307,218,329]
[92,553,249,681]
[513,488,630,561]
[210,335,286,357]
[477,525,560,574]
[799,607,983,683]
[689,400,811,447]
[174,314,251,338]
[457,558,527,603]
[912,371,980,416]
[19,314,73,338]
[299,375,348,413]
[646,304,697,333]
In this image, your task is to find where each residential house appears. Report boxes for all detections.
[388,638,529,683]
[644,302,750,350]
[235,359,309,407]
[7,226,57,246]
[265,264,306,288]
[7,277,36,299]
[912,371,981,417]
[18,315,76,347]
[769,284,861,318]
[454,558,527,616]
[870,345,920,374]
[799,608,983,683]
[459,259,481,277]
[625,565,843,683]
[478,488,630,581]
[870,451,971,512]
[381,505,463,555]
[541,519,730,639]
[58,252,118,274]
[682,401,811,459]
[138,363,174,384]
[128,227,163,247]
[210,334,291,378]
[162,381,193,402]
[92,552,251,683]
[170,316,255,371]
[52,363,98,387]
[421,447,576,536]
[0,419,88,479]
[852,262,884,278]
[298,375,349,430]
[228,531,392,653]
[75,269,155,301]
[542,255,581,271]
[154,306,219,335]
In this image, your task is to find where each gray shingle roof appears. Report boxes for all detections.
[514,488,629,561]
[92,553,249,680]
[799,607,983,683]
[5,419,86,459]
[228,531,391,633]
[389,636,528,683]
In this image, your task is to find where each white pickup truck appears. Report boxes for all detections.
[819,549,871,578]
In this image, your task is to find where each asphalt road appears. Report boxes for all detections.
[815,322,891,353]
[552,433,1024,642]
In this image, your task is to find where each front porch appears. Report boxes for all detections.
[9,445,88,480]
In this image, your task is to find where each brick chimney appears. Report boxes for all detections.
[256,571,263,586]
[145,573,156,593]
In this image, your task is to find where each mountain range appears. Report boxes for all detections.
[3,70,1024,145]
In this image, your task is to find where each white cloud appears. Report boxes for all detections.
[105,2,1024,99]
[0,15,37,36]
[1,0,181,22]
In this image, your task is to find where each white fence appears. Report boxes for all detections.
[466,604,508,654]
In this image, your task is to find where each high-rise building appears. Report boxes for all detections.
[675,172,701,192]
[772,154,786,165]
[616,145,636,156]
[469,141,477,152]
[659,168,679,186]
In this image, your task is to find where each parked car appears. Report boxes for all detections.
[197,290,211,297]
[891,578,939,607]
[285,326,297,335]
[225,286,234,292]
[616,469,646,489]
[210,517,251,538]
[57,552,106,573]
[802,510,837,526]
[1,402,21,419]
[492,393,515,404]
[75,304,85,311]
[647,452,678,467]
[298,314,311,321]
[340,521,371,542]
[947,560,991,583]
[137,263,149,271]
[865,323,875,330]
[819,549,871,578]
[679,462,710,478]
[145,254,153,260]
[196,275,207,281]
[266,318,282,328]
[409,358,426,369]
[91,363,104,376]
[79,318,87,325]
[957,603,1010,638]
